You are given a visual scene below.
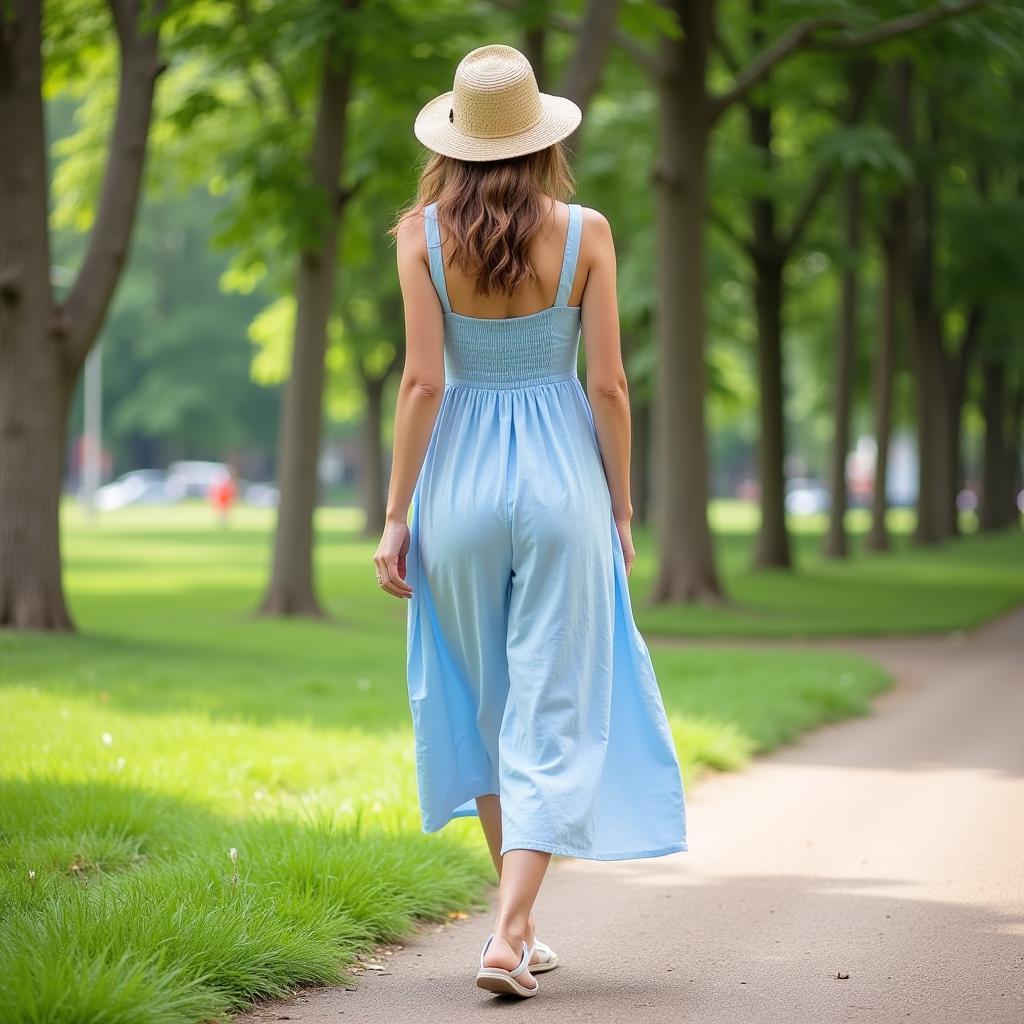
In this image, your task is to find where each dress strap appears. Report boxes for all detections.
[423,201,452,314]
[554,203,583,307]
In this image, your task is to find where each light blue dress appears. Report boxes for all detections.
[405,200,687,861]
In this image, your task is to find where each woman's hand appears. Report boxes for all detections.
[614,514,635,577]
[374,518,413,598]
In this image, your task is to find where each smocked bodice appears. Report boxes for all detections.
[440,308,581,389]
[424,202,583,390]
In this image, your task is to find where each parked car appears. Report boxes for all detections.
[785,477,831,516]
[166,460,231,500]
[242,481,280,507]
[94,469,171,510]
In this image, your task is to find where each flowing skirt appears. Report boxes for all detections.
[405,376,687,860]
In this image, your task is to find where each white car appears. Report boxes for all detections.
[785,478,831,516]
[166,460,231,500]
[94,469,171,510]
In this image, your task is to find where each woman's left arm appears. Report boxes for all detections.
[373,211,446,599]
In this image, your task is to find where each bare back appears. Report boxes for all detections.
[433,199,589,320]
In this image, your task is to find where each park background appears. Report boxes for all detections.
[1,1,1022,1021]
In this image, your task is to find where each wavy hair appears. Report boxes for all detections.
[390,142,576,297]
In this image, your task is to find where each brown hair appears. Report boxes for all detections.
[389,142,576,297]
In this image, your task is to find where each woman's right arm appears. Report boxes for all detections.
[374,212,447,598]
[579,209,636,575]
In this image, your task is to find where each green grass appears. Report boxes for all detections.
[629,501,1024,637]
[1,500,1016,1022]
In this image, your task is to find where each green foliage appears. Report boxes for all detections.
[58,187,279,471]
[39,0,1024,502]
[618,0,683,43]
[813,122,913,179]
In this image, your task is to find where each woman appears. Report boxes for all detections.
[374,44,687,998]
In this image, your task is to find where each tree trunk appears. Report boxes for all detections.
[944,306,980,537]
[869,62,912,553]
[909,302,949,545]
[620,327,651,524]
[523,24,546,90]
[556,0,621,155]
[747,91,790,570]
[979,358,1006,532]
[632,394,652,526]
[360,373,386,537]
[867,206,902,552]
[558,0,619,115]
[0,353,75,632]
[1,0,162,630]
[259,26,358,617]
[824,172,862,559]
[0,1,70,630]
[649,0,722,603]
[1008,382,1023,529]
[751,254,789,568]
[945,369,964,537]
[907,79,952,546]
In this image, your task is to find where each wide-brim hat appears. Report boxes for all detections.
[414,44,583,162]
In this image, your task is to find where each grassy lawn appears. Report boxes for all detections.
[631,501,1024,637]
[1,500,1016,1022]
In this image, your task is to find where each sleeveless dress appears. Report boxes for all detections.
[405,200,688,861]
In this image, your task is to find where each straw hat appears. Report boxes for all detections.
[414,44,583,162]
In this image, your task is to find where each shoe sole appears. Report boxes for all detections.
[529,956,559,973]
[475,970,540,997]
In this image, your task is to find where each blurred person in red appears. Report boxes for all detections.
[210,467,237,527]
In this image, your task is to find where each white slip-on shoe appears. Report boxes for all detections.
[528,937,560,973]
[476,933,539,997]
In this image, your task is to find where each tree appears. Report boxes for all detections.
[867,61,914,553]
[823,169,863,559]
[0,0,166,630]
[737,45,875,569]
[613,0,986,600]
[259,10,361,616]
[718,3,988,570]
[256,0,624,616]
[338,209,406,538]
[897,10,1021,545]
[57,186,281,473]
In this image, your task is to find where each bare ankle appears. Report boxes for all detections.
[495,926,526,949]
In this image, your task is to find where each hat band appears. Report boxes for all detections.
[450,104,545,140]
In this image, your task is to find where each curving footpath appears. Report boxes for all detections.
[237,607,1024,1024]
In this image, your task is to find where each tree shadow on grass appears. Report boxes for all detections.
[0,625,412,734]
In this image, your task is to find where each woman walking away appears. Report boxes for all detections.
[374,43,687,999]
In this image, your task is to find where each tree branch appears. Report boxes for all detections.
[707,205,753,255]
[489,0,660,79]
[558,0,622,113]
[706,15,841,125]
[959,302,983,363]
[816,0,988,51]
[781,59,877,253]
[59,0,167,370]
[236,0,300,120]
[606,25,660,78]
[707,0,988,127]
[712,26,742,75]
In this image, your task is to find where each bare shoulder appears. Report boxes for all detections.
[578,205,610,230]
[578,205,614,258]
[394,206,428,261]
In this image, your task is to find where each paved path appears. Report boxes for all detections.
[238,609,1024,1023]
